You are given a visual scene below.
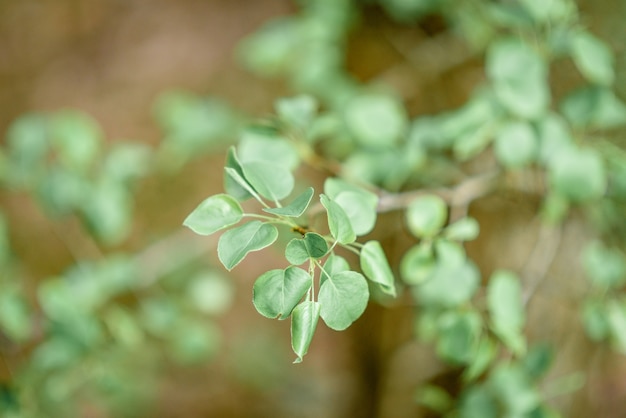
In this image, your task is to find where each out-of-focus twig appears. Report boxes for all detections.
[522,221,563,306]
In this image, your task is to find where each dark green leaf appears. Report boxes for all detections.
[436,311,481,365]
[523,343,554,381]
[291,301,320,363]
[263,187,314,217]
[304,232,328,258]
[560,87,626,129]
[360,240,396,296]
[184,194,243,235]
[253,266,311,320]
[320,194,356,244]
[319,271,369,330]
[217,221,278,270]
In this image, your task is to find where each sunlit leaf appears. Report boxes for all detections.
[184,194,243,235]
[264,187,314,217]
[238,129,299,170]
[320,194,356,244]
[253,266,311,320]
[319,271,369,330]
[218,221,278,270]
[241,161,294,201]
[224,147,253,201]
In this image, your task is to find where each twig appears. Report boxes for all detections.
[522,221,563,306]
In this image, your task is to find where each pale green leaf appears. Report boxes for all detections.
[487,271,525,353]
[463,337,498,382]
[285,239,309,265]
[319,271,369,330]
[535,113,572,165]
[224,147,253,200]
[606,300,626,353]
[187,272,235,316]
[489,365,540,415]
[436,311,482,364]
[549,146,606,202]
[400,244,436,285]
[291,301,320,363]
[0,291,32,342]
[570,31,614,86]
[443,217,480,242]
[360,240,396,296]
[560,87,626,129]
[241,161,294,201]
[276,95,318,131]
[184,194,243,235]
[238,129,299,170]
[344,93,408,149]
[321,254,350,285]
[414,260,480,307]
[50,110,103,172]
[335,191,378,236]
[253,266,311,320]
[406,195,448,238]
[583,241,626,289]
[320,194,356,244]
[582,299,609,341]
[217,221,278,270]
[415,385,453,414]
[263,187,314,217]
[494,121,538,168]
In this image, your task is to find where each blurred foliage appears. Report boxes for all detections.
[1,0,626,417]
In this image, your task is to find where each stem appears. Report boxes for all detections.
[309,259,316,302]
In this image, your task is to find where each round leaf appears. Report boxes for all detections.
[320,194,356,244]
[335,191,377,236]
[217,221,278,270]
[414,260,480,308]
[285,239,309,265]
[184,194,243,235]
[570,31,614,86]
[400,244,436,285]
[253,266,312,320]
[241,161,294,201]
[319,271,369,331]
[444,217,480,242]
[406,195,448,238]
[304,232,328,258]
[360,240,396,296]
[549,146,606,202]
[344,93,408,149]
[494,121,538,168]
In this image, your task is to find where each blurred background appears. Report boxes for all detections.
[0,0,625,417]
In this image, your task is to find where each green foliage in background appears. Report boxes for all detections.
[1,0,626,416]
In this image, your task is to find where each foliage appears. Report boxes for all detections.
[1,0,626,416]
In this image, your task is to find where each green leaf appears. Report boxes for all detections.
[253,266,312,320]
[487,270,526,354]
[184,194,243,235]
[535,113,572,165]
[81,180,132,245]
[464,337,498,382]
[581,299,609,341]
[241,161,294,201]
[436,311,481,364]
[323,177,378,202]
[415,385,453,414]
[523,343,554,381]
[238,129,299,170]
[285,239,309,265]
[400,244,436,285]
[291,301,320,363]
[319,271,369,330]
[548,146,606,202]
[103,142,152,183]
[569,31,614,86]
[321,254,350,285]
[459,385,498,418]
[489,365,540,415]
[50,110,103,171]
[606,300,626,353]
[344,93,408,149]
[0,291,32,342]
[406,195,448,238]
[276,95,318,131]
[360,240,396,296]
[335,191,378,236]
[304,232,328,258]
[414,260,480,308]
[434,237,466,267]
[217,221,278,270]
[583,241,626,289]
[494,121,538,168]
[320,194,356,244]
[443,217,480,241]
[487,38,549,119]
[263,187,314,217]
[187,272,235,316]
[224,147,253,201]
[560,87,626,129]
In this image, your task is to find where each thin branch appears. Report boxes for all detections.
[522,221,563,306]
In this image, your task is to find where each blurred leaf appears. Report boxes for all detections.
[583,241,626,289]
[415,384,453,414]
[82,179,132,245]
[436,310,481,364]
[184,194,243,236]
[104,307,144,347]
[36,166,89,216]
[5,113,49,185]
[414,260,480,308]
[606,300,626,353]
[434,239,466,267]
[103,142,152,184]
[400,244,436,285]
[519,0,574,22]
[360,240,396,296]
[560,86,626,129]
[238,129,300,171]
[50,110,103,172]
[264,187,314,217]
[443,217,480,241]
[187,272,235,315]
[459,385,498,418]
[343,93,408,149]
[0,212,8,266]
[319,271,369,330]
[253,266,311,320]
[487,38,549,119]
[535,113,572,165]
[169,320,221,365]
[489,364,540,415]
[487,270,526,354]
[406,195,448,238]
[241,161,294,201]
[523,343,554,381]
[548,146,606,202]
[569,31,614,86]
[581,299,610,341]
[494,121,538,168]
[217,221,278,270]
[291,301,320,363]
[237,19,299,76]
[464,337,498,381]
[0,291,32,342]
[320,194,356,244]
[275,95,318,131]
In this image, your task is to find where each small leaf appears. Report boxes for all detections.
[291,301,320,363]
[487,270,526,353]
[523,343,554,381]
[276,95,318,131]
[263,187,314,217]
[304,232,328,258]
[581,299,609,341]
[285,239,309,265]
[436,311,481,365]
[583,241,626,289]
[360,241,396,296]
[415,385,453,414]
[560,87,626,129]
[319,271,369,331]
[50,110,103,172]
[606,300,626,353]
[569,31,614,86]
[414,260,480,308]
[549,146,606,202]
[535,113,572,165]
[406,195,448,238]
[494,121,538,168]
[217,221,278,270]
[320,194,356,244]
[463,337,498,382]
[400,244,436,285]
[183,194,243,235]
[253,266,311,320]
[224,147,253,200]
[344,93,408,149]
[443,218,480,242]
[241,161,294,201]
